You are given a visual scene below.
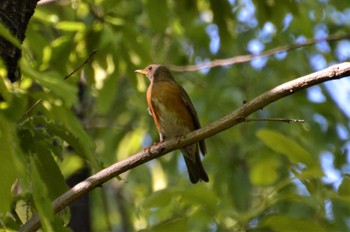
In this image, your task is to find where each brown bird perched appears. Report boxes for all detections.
[135,64,209,183]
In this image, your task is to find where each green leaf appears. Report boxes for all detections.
[151,218,188,232]
[262,215,326,232]
[0,22,21,48]
[250,158,280,186]
[56,21,86,32]
[96,57,118,114]
[298,167,324,180]
[142,189,174,209]
[59,155,85,178]
[0,74,27,122]
[290,167,324,194]
[209,0,232,49]
[338,175,350,197]
[0,115,20,213]
[21,64,77,108]
[19,112,97,171]
[256,129,315,167]
[49,107,98,169]
[147,0,169,32]
[32,143,68,199]
[142,185,218,222]
[116,128,145,160]
[24,115,90,162]
[18,121,68,200]
[31,160,73,231]
[31,157,55,232]
[179,185,218,211]
[253,0,299,29]
[0,67,11,101]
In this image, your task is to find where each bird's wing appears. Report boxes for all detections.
[180,86,207,155]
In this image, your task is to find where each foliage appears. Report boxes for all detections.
[1,0,350,231]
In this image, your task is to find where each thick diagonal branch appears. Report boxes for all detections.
[20,62,350,232]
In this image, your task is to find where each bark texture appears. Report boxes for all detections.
[0,0,38,82]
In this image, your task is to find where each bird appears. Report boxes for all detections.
[135,64,209,183]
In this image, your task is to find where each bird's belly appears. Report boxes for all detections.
[152,99,191,139]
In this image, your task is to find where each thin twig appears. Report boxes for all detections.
[168,34,350,72]
[19,50,97,120]
[241,118,305,123]
[20,99,42,121]
[19,62,350,232]
[64,50,97,80]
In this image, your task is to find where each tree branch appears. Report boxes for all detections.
[242,118,304,123]
[64,50,97,80]
[168,34,350,72]
[19,62,350,232]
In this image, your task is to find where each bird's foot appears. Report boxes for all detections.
[143,140,165,155]
[144,146,153,155]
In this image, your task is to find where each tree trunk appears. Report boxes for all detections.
[0,0,38,82]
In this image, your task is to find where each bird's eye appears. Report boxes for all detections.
[148,66,152,71]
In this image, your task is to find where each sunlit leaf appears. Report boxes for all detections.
[151,218,188,232]
[21,64,77,108]
[250,158,280,186]
[0,22,21,48]
[116,128,145,160]
[298,167,324,179]
[0,116,20,213]
[56,21,86,32]
[142,189,174,209]
[262,215,327,232]
[256,129,315,167]
[59,155,85,178]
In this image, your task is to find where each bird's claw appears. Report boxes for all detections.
[144,146,153,155]
[143,140,165,155]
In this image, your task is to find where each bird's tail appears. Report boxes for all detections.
[182,148,209,184]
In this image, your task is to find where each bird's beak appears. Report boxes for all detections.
[135,69,146,75]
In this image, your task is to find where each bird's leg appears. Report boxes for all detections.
[144,145,153,155]
[159,133,166,143]
[143,133,166,155]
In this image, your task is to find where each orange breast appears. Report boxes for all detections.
[147,81,195,138]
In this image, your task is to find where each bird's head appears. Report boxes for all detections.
[135,64,175,82]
